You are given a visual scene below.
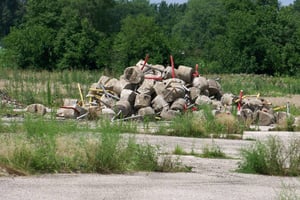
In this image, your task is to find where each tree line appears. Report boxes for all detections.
[1,0,300,76]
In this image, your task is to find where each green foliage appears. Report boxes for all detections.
[96,119,137,134]
[201,144,227,159]
[238,136,300,176]
[1,0,300,75]
[0,118,21,133]
[169,112,207,137]
[0,123,189,174]
[218,74,300,96]
[54,8,102,70]
[0,0,25,38]
[24,116,78,138]
[112,14,170,68]
[173,144,188,155]
[3,25,55,69]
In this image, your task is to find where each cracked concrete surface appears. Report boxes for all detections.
[1,133,300,200]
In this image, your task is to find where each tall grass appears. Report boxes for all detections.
[1,68,300,108]
[168,105,246,138]
[95,119,138,134]
[214,74,300,96]
[238,136,300,176]
[0,116,189,174]
[0,68,101,107]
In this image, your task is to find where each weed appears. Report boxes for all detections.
[173,145,188,155]
[95,119,137,134]
[169,112,207,138]
[201,144,227,159]
[0,129,189,174]
[156,155,192,172]
[238,136,300,176]
[24,116,78,138]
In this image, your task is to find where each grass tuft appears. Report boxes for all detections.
[238,136,300,176]
[201,144,227,159]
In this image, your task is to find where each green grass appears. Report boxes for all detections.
[169,112,207,138]
[0,116,190,174]
[1,68,300,108]
[95,119,138,134]
[0,68,101,107]
[172,143,227,159]
[173,145,189,155]
[238,136,300,176]
[167,105,247,138]
[214,74,300,96]
[201,144,227,159]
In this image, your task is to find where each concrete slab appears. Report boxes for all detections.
[243,131,300,140]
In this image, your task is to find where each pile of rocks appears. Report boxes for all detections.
[57,60,226,121]
[238,96,292,126]
[56,59,295,126]
[1,59,294,127]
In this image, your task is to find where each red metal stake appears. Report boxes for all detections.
[193,64,199,77]
[170,55,176,78]
[141,54,149,71]
[144,76,163,81]
[237,90,243,112]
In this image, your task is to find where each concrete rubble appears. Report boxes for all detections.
[54,60,296,127]
[0,59,296,127]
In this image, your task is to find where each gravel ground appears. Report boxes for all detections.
[1,133,300,200]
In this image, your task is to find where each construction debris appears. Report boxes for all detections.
[49,58,294,127]
[0,58,296,128]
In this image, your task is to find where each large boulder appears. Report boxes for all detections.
[254,110,275,126]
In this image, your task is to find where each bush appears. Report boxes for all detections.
[238,136,300,176]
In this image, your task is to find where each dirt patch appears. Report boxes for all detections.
[264,95,300,108]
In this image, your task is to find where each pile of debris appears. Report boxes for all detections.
[1,57,294,127]
[57,59,223,121]
[55,59,294,126]
[0,89,24,109]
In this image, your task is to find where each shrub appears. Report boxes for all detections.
[238,136,300,176]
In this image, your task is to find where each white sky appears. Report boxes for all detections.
[150,0,295,6]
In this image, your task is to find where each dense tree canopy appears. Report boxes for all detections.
[0,0,299,76]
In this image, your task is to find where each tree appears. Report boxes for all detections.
[3,0,110,70]
[112,14,170,68]
[172,0,226,66]
[54,6,102,70]
[208,0,287,75]
[0,0,25,39]
[110,0,155,34]
[276,5,300,75]
[4,25,55,69]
